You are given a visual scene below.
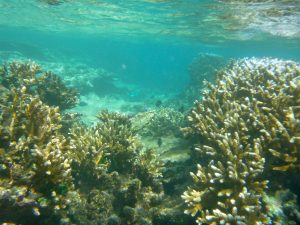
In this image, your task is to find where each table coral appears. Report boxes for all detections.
[182,58,300,225]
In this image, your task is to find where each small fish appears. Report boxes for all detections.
[157,137,162,147]
[121,63,127,70]
[178,105,185,113]
[32,207,40,216]
[155,100,162,107]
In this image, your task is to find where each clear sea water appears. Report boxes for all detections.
[1,1,300,225]
[1,1,299,116]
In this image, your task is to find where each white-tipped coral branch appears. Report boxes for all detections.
[182,58,300,224]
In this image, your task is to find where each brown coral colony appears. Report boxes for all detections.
[182,58,300,225]
[0,58,299,225]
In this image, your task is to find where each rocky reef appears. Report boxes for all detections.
[182,58,300,224]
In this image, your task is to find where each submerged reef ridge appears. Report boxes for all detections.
[182,58,300,225]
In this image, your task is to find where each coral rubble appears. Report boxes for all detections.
[182,58,300,224]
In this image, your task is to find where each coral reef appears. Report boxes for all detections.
[176,54,227,107]
[0,61,79,110]
[264,189,300,224]
[95,110,142,173]
[36,72,79,110]
[43,61,114,94]
[68,110,165,224]
[188,54,227,86]
[182,58,300,224]
[69,123,109,186]
[0,86,75,224]
[132,107,185,138]
[2,58,299,225]
[0,61,166,225]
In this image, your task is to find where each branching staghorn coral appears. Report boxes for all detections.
[133,149,164,189]
[0,86,74,223]
[69,123,111,189]
[95,110,143,173]
[36,72,79,110]
[182,58,300,225]
[68,110,165,224]
[182,102,269,224]
[0,61,79,110]
[0,61,166,224]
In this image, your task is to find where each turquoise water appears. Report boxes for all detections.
[1,1,299,102]
[1,1,300,225]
